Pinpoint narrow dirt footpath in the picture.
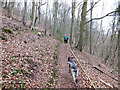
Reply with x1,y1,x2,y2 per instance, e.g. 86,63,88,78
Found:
56,43,92,88
56,43,74,88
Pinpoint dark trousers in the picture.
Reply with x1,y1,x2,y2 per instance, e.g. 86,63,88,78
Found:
64,39,68,43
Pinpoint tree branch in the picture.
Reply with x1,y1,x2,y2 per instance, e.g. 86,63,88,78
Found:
75,2,82,9
35,2,46,8
87,0,101,13
41,2,46,6
86,10,119,24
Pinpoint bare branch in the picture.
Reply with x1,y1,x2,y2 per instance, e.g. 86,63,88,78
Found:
75,2,82,9
35,2,46,7
87,0,101,13
86,10,119,24
41,2,46,6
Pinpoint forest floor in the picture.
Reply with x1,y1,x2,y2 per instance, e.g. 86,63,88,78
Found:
1,9,119,89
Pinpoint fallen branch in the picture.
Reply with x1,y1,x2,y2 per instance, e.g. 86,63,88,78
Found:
99,78,113,88
93,66,104,73
93,66,118,81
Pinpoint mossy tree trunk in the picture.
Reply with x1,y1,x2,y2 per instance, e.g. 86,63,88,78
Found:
78,0,88,52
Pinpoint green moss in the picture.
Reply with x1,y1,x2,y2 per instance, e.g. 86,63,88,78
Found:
104,55,109,63
2,28,13,34
0,35,7,40
12,70,18,75
3,74,8,78
21,83,25,88
10,85,14,89
48,43,59,87
34,31,38,35
30,29,38,35
40,53,45,56
51,68,57,78
49,78,54,84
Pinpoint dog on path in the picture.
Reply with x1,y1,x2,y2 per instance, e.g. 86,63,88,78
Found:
68,57,79,84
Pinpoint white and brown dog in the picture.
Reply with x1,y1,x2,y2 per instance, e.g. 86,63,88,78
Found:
68,57,79,84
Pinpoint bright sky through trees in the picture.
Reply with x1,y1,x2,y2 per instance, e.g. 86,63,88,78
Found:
11,0,119,33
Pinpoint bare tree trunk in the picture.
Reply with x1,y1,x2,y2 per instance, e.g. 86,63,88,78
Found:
31,0,35,27
38,0,41,23
11,1,14,18
4,0,7,9
104,14,117,63
7,1,11,18
0,0,2,82
62,7,66,36
100,1,104,58
0,0,2,27
53,0,58,37
89,0,93,54
78,0,88,52
70,0,76,46
7,0,14,18
118,3,120,86
49,14,52,29
22,0,27,26
111,13,117,41
37,0,46,24
34,5,38,26
76,5,81,26
45,2,48,36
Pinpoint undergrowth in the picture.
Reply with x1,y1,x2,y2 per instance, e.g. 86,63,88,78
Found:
48,43,59,87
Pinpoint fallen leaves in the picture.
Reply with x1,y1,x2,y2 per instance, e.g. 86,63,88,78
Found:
2,29,59,88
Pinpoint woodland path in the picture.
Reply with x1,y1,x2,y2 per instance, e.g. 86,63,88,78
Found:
56,43,74,88
56,43,91,88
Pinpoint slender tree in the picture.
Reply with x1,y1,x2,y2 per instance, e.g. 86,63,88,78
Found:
7,1,11,18
45,2,48,36
89,0,93,54
38,0,42,23
118,2,120,82
11,0,14,17
22,0,27,26
31,0,35,27
4,0,8,9
70,0,76,46
0,0,2,27
53,0,58,37
7,0,14,18
37,0,46,23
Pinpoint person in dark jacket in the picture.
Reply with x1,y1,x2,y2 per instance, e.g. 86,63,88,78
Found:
64,35,68,43
68,57,79,84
